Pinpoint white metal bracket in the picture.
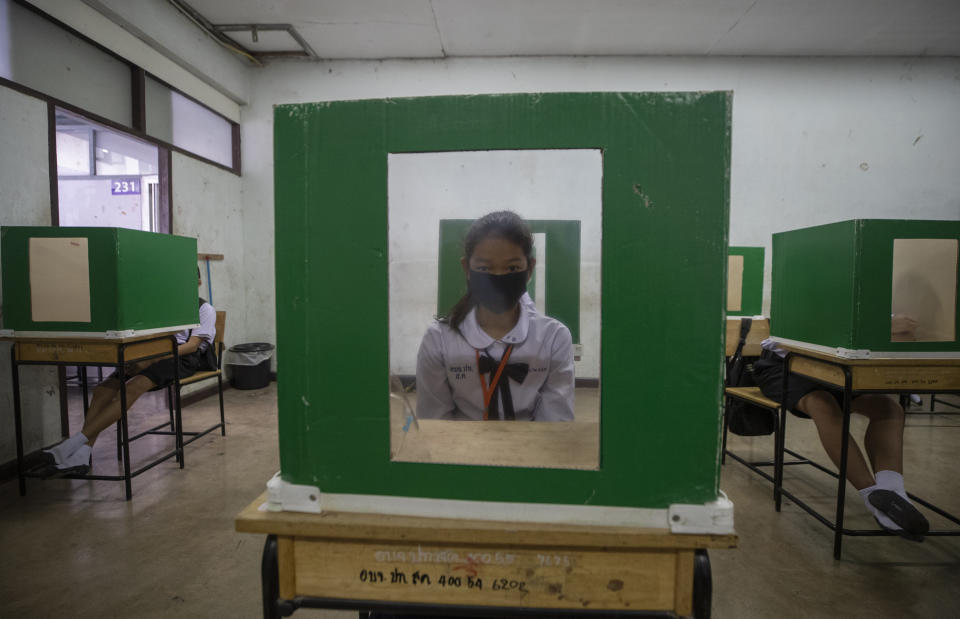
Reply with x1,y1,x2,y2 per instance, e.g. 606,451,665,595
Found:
266,471,322,513
668,491,735,534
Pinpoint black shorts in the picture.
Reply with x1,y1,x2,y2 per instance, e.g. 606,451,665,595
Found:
110,351,209,387
752,350,843,417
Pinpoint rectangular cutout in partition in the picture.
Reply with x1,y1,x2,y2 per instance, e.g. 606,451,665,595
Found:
891,238,958,342
727,254,744,312
29,237,91,323
387,149,600,471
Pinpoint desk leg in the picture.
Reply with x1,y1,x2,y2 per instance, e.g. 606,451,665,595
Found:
832,368,854,560
774,358,790,513
118,356,133,501
262,535,282,619
11,346,26,496
173,339,184,469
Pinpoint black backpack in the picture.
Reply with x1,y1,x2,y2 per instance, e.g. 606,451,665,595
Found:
725,318,776,436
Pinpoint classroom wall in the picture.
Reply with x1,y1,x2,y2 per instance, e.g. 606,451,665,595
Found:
171,152,246,391
0,85,62,460
242,55,960,363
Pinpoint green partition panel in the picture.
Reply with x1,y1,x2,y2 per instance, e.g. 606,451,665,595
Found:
274,92,731,508
1,226,197,333
438,219,581,342
727,246,764,317
771,219,960,353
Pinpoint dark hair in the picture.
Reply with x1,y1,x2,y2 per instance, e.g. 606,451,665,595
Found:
197,265,201,279
443,210,534,329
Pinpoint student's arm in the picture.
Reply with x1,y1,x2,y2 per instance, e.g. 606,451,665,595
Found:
178,335,204,356
534,325,575,422
415,325,456,419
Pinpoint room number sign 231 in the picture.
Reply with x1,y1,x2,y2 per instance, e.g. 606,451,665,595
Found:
111,178,140,195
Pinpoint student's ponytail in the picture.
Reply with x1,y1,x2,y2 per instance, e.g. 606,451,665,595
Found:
440,211,534,331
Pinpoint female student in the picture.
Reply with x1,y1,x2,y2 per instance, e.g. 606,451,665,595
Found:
416,211,575,422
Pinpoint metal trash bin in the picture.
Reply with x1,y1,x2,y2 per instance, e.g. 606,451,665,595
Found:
227,342,275,390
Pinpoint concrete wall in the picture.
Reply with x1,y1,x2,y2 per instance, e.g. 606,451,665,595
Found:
0,85,61,461
243,56,960,366
171,151,245,390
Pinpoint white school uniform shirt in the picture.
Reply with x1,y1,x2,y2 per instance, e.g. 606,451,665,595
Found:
175,301,216,351
416,303,575,422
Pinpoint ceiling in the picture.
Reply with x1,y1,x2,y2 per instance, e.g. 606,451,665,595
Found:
177,0,960,61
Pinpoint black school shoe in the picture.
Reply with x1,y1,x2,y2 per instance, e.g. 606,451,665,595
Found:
40,463,90,479
869,489,929,541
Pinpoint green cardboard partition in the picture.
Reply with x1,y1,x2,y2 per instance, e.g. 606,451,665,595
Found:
274,92,732,508
438,219,581,342
771,219,960,353
1,226,198,333
727,246,764,317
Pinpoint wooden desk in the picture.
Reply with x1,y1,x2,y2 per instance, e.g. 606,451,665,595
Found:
776,344,960,559
237,492,736,618
4,330,185,500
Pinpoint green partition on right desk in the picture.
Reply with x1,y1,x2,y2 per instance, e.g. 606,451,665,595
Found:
771,219,960,354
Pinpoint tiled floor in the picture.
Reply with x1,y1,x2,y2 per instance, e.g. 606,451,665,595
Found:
1,385,958,618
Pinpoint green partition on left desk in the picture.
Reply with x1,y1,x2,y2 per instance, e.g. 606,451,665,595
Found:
1,226,197,333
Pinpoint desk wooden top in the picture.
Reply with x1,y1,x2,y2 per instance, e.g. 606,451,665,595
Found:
5,329,183,364
779,343,960,390
236,492,737,550
777,343,960,366
392,419,599,471
1,328,184,344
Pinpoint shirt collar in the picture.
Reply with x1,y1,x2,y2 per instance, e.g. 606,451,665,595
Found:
461,303,531,350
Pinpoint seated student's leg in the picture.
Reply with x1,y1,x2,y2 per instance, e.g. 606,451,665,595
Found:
42,360,158,466
851,395,927,539
795,390,875,490
852,394,904,474
44,373,158,475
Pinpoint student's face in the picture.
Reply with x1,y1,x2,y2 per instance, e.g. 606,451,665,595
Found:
462,237,535,279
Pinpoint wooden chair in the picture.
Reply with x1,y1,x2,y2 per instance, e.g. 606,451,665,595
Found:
119,311,227,463
720,317,782,484
170,310,227,451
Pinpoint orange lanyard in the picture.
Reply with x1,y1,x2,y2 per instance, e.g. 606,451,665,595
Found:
475,346,513,420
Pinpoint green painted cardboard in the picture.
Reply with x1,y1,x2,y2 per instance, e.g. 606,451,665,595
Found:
727,247,765,317
438,219,581,342
1,226,198,333
274,92,732,508
771,219,960,353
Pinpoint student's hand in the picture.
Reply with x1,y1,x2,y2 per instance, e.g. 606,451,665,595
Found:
891,314,919,341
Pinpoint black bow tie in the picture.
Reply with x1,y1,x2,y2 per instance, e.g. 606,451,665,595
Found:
477,353,529,420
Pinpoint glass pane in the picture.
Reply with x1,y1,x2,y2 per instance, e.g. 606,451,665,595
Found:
56,129,91,176
145,76,233,168
388,149,602,470
891,238,958,342
56,108,159,231
4,0,131,126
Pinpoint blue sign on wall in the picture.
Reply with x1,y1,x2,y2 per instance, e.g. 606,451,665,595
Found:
111,178,140,195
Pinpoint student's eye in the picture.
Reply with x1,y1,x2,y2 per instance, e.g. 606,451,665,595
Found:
508,265,522,272
474,266,489,272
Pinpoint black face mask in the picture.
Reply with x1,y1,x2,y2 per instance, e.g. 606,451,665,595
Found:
468,270,528,314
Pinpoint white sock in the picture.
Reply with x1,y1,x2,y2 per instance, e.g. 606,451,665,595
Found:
875,470,908,499
859,485,901,530
44,432,89,464
57,444,92,469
